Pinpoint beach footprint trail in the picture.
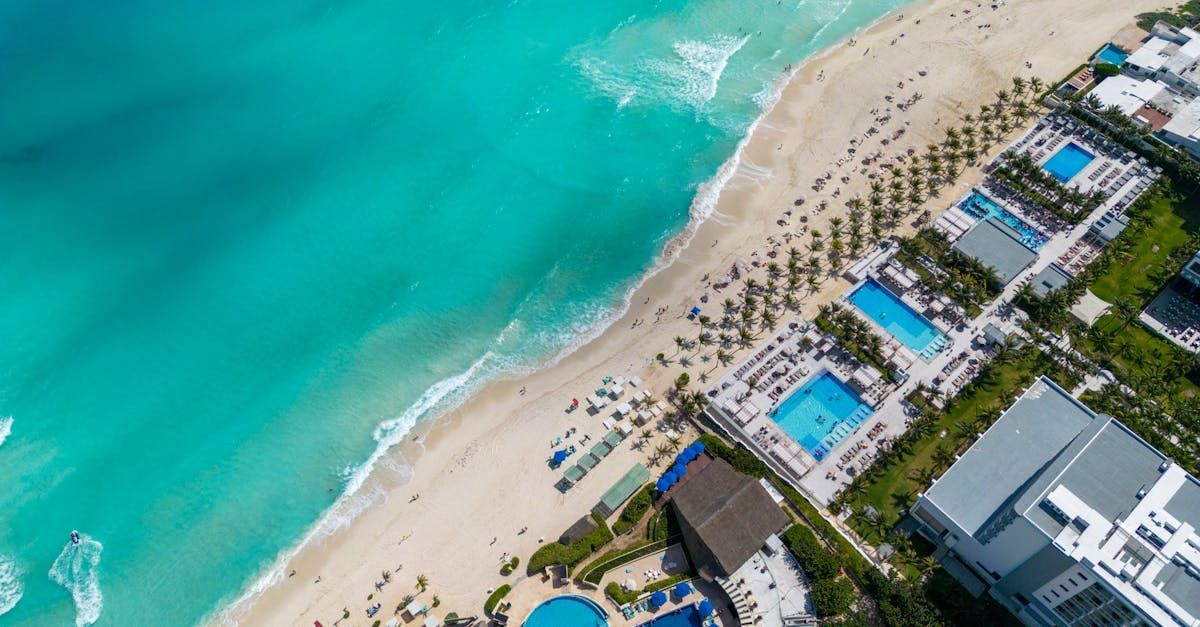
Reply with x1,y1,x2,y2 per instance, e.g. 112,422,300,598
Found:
48,534,103,627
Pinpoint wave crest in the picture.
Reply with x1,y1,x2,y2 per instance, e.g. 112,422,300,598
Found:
0,555,22,617
0,417,12,448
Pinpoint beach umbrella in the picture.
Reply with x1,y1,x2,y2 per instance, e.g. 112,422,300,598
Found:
673,582,691,598
656,477,671,493
690,441,705,455
664,470,679,485
552,450,568,465
650,591,668,607
699,600,714,616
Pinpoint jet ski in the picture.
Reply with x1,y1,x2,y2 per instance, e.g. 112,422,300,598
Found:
70,531,80,545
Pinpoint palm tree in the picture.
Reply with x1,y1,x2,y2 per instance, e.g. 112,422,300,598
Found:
416,574,429,592
1011,76,1026,96
382,570,392,584
666,435,682,452
640,429,654,443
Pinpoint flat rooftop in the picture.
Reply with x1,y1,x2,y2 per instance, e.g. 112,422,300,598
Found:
952,219,1038,286
923,377,1096,535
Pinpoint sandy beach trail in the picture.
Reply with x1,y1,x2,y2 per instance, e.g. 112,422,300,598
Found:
224,0,1162,624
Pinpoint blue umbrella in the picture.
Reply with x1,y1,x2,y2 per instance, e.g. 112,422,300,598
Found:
699,599,714,616
552,450,568,465
650,591,668,607
673,582,691,598
681,448,697,463
692,441,705,454
656,477,670,493
664,470,679,484
672,461,687,474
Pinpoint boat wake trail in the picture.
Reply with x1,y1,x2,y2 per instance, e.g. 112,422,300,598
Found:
48,534,103,626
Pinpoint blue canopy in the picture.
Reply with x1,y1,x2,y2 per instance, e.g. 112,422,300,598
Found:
656,477,671,493
689,441,705,455
664,470,679,484
673,582,691,598
698,599,714,616
690,306,701,315
672,462,687,475
680,448,697,463
552,450,568,464
650,590,668,607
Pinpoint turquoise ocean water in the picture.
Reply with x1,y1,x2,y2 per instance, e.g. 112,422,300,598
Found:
0,0,906,624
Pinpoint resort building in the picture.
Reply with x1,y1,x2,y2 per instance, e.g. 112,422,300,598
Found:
1181,250,1200,287
908,377,1200,626
1089,75,1169,116
1125,23,1200,98
951,219,1038,287
1027,263,1072,299
1161,98,1200,159
670,457,789,581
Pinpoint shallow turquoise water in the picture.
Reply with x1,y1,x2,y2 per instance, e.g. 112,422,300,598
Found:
524,595,607,627
771,372,872,458
849,279,943,352
0,0,907,624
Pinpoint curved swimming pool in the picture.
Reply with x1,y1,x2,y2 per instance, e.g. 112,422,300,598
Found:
524,594,609,627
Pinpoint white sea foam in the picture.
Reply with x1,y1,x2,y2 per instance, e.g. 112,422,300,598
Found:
48,534,103,627
0,555,22,618
220,9,887,624
0,417,11,448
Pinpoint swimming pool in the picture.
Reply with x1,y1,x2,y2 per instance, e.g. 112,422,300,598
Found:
958,190,1048,250
770,372,873,460
638,604,704,627
848,280,945,359
1043,142,1095,184
1096,43,1129,66
524,595,609,627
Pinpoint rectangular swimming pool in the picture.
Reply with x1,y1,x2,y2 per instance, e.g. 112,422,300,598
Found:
958,190,1047,250
848,279,945,359
770,372,872,460
1043,142,1095,183
1096,43,1129,66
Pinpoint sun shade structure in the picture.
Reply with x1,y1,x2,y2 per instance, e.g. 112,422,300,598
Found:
590,441,614,459
699,599,714,616
670,458,789,580
595,463,650,517
650,590,668,607
673,582,692,597
564,464,586,483
603,430,623,447
577,453,600,471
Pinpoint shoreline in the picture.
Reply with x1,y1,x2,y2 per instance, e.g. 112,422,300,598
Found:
222,0,1162,624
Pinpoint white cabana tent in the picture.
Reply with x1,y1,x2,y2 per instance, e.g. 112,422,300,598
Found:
630,376,643,387
618,422,634,437
616,402,632,416
611,383,625,397
423,616,439,627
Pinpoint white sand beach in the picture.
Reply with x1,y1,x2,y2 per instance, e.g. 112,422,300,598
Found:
224,0,1164,624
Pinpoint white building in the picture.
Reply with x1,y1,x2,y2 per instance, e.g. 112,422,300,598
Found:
1089,75,1168,116
1162,97,1200,159
1180,250,1200,287
909,377,1200,626
1126,22,1200,98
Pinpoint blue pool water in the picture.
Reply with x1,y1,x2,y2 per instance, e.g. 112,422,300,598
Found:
848,280,945,358
958,190,1048,250
1096,43,1129,66
525,595,608,627
771,372,873,460
639,604,704,627
1043,142,1095,184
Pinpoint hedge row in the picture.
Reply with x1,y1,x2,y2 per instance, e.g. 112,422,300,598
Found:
604,573,691,607
499,556,520,576
526,512,613,575
613,484,655,535
700,434,950,626
578,539,666,585
483,584,511,615
783,526,852,616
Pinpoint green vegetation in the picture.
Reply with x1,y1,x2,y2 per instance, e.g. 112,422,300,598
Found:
698,434,979,626
783,525,853,617
898,229,1000,312
484,584,511,615
605,573,691,606
613,484,655,535
815,304,896,381
990,151,1105,222
499,556,519,576
1137,1,1200,30
647,505,681,542
838,347,1079,541
1094,62,1120,78
526,512,613,575
577,539,669,585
